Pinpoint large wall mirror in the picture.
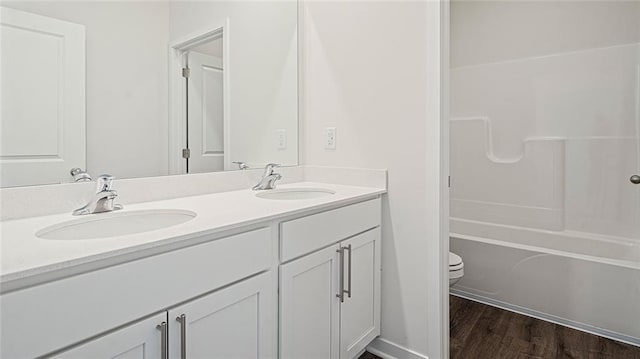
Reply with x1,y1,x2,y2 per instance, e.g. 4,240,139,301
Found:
0,1,298,188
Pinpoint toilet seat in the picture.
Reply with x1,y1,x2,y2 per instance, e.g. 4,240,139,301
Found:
449,268,464,279
449,252,463,271
449,251,464,286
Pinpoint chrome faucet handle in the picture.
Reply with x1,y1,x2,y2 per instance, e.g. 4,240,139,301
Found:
263,163,281,176
233,161,249,170
96,174,115,192
70,168,92,182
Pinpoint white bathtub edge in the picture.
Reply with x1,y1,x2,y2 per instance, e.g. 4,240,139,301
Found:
450,232,640,270
450,289,640,348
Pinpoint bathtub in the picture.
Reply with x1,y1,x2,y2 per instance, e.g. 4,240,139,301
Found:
450,218,640,346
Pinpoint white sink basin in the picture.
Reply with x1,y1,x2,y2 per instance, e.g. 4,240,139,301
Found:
255,188,336,200
36,209,197,240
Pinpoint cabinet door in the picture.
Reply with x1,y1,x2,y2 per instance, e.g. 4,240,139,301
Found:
280,244,341,359
340,228,381,359
168,272,274,359
53,313,166,359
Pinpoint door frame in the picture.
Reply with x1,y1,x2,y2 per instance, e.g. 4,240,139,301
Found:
168,20,231,175
440,1,450,357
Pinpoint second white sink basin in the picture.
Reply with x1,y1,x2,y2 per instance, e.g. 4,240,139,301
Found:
36,209,197,240
255,188,336,200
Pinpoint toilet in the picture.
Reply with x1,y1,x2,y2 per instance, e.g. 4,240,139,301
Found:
449,252,464,286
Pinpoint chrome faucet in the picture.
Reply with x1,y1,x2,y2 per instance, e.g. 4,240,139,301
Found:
73,174,123,215
252,163,282,190
233,161,249,170
70,168,92,182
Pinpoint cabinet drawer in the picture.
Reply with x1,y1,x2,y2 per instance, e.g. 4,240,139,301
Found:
280,198,381,262
0,227,271,359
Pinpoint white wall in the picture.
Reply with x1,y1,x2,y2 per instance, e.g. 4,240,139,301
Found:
301,2,447,358
451,1,640,240
451,0,640,68
169,1,298,169
2,1,170,179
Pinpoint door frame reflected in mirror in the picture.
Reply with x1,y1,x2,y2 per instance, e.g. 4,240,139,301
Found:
168,20,230,175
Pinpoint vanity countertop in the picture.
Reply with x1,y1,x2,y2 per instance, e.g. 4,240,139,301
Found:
0,182,384,291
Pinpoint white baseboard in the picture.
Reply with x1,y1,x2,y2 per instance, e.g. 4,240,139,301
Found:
366,338,429,359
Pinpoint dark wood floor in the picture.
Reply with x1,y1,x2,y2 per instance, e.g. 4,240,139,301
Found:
358,296,640,358
450,295,640,359
359,352,382,359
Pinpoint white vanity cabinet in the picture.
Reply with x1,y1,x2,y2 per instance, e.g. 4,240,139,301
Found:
168,272,273,359
53,313,167,359
279,199,382,359
339,229,381,359
52,272,273,359
1,194,383,359
0,228,272,358
54,272,274,359
280,243,342,359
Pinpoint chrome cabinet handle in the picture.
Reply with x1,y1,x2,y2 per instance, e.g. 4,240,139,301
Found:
176,314,187,359
345,244,352,298
156,321,168,359
631,175,640,184
336,247,345,303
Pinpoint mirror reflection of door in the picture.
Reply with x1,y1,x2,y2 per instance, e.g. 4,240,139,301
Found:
0,7,86,187
185,36,225,174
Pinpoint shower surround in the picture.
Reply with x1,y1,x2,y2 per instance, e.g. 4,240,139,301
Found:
450,1,640,345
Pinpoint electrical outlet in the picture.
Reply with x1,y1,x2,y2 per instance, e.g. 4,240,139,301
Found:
276,129,287,149
325,127,336,150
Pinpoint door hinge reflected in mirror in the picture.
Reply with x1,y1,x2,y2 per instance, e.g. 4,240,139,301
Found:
182,67,190,78
182,148,191,159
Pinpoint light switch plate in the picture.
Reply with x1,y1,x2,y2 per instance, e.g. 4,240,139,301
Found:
276,129,287,149
325,127,336,150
